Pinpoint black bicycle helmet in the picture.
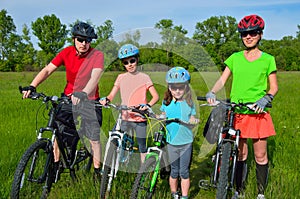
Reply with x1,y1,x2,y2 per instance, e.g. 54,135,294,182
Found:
238,14,265,33
71,22,98,39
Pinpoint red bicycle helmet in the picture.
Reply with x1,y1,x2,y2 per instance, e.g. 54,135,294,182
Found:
238,15,265,33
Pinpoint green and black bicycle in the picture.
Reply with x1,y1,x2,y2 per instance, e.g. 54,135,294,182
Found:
130,112,196,199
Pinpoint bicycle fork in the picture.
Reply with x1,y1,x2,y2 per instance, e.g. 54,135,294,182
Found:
145,147,163,192
228,129,240,190
102,131,124,192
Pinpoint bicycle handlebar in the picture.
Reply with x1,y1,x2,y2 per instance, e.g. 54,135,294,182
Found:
100,103,156,119
19,86,71,105
164,118,197,128
197,96,272,109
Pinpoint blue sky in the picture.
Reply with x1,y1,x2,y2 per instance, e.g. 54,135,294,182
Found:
1,0,300,44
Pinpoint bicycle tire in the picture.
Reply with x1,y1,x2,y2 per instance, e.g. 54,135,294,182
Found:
100,139,118,199
11,139,54,199
130,156,158,199
216,142,232,199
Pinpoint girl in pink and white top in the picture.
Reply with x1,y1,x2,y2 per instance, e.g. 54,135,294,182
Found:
100,44,159,162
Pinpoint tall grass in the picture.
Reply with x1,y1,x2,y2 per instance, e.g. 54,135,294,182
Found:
0,71,299,199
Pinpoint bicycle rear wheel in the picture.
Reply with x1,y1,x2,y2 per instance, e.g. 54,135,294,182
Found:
216,142,232,199
11,139,54,199
100,139,118,199
130,156,158,199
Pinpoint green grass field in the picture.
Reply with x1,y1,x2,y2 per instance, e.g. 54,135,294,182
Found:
0,71,299,199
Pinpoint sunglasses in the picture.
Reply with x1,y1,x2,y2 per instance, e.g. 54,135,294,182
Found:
76,37,92,43
122,58,137,66
169,84,186,91
241,31,260,38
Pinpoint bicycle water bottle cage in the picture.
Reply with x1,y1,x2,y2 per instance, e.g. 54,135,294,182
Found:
123,135,134,151
153,131,164,146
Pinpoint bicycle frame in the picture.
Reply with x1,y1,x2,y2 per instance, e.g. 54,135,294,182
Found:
12,89,95,199
130,117,194,199
20,90,91,177
211,108,241,189
101,104,136,196
197,97,271,198
144,145,164,192
102,111,128,179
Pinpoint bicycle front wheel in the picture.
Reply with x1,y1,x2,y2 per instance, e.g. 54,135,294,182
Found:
100,139,118,199
11,139,54,199
216,142,232,199
130,157,158,199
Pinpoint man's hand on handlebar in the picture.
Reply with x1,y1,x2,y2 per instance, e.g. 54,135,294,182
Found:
72,92,88,105
20,85,36,99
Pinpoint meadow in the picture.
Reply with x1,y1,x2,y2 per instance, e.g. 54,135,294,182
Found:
0,71,299,199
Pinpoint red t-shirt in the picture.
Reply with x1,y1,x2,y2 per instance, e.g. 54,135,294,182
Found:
51,46,104,100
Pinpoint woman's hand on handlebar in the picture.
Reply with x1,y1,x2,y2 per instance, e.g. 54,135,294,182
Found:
206,91,216,105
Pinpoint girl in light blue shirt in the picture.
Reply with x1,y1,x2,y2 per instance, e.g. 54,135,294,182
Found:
160,67,199,199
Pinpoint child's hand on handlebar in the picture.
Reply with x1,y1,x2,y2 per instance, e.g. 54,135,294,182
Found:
99,97,110,106
189,116,200,124
138,104,151,111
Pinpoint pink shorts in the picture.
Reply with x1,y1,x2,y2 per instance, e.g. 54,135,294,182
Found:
234,112,276,139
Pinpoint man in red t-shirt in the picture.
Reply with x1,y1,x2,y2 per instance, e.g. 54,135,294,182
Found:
22,22,104,179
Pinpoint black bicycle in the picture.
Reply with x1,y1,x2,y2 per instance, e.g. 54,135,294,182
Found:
11,87,93,199
197,96,271,199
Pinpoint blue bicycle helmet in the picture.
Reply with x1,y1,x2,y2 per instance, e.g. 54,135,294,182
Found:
166,67,191,84
118,44,139,59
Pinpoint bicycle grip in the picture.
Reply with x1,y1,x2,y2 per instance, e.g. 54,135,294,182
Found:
197,96,207,101
266,103,272,108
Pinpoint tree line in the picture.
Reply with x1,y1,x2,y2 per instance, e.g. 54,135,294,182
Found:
1,9,300,72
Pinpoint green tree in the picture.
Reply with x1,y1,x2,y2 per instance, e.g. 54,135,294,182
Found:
31,14,68,65
0,9,19,71
193,16,240,69
297,25,300,40
96,39,119,70
155,19,189,67
14,24,36,71
96,20,114,43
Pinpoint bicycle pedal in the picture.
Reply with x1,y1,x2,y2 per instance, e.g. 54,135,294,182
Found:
198,179,210,190
132,147,138,151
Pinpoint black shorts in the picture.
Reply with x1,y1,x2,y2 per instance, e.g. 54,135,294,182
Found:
56,101,102,141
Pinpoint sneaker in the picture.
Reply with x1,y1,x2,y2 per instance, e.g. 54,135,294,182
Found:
171,192,180,199
257,194,265,199
231,191,239,199
231,191,245,199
